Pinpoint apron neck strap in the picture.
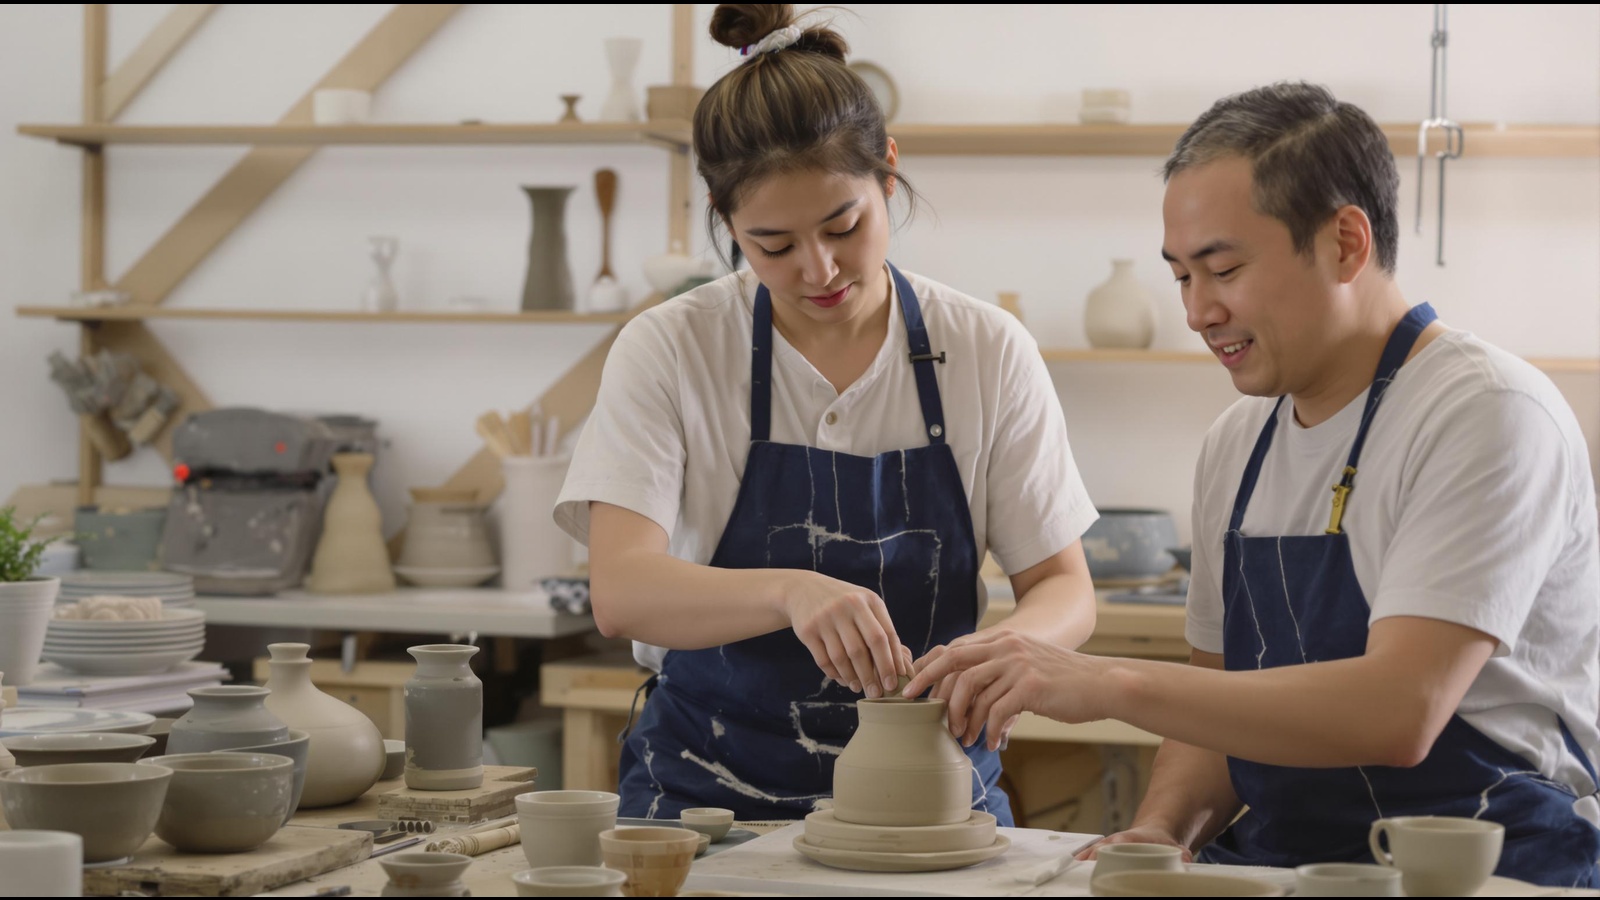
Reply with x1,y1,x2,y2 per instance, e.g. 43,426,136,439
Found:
1228,302,1439,533
750,263,948,445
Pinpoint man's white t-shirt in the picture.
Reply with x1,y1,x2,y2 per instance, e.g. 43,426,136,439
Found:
1187,328,1600,814
556,268,1098,671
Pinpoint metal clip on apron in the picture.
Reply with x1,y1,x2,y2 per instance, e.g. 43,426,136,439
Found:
1200,303,1600,888
613,264,1010,824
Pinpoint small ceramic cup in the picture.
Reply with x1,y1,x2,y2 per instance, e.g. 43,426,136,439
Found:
0,830,82,897
517,790,619,869
1295,862,1403,897
1090,842,1185,884
512,866,627,897
679,807,734,842
1369,815,1504,897
597,827,698,898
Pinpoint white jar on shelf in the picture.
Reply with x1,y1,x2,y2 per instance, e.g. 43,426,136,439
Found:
1084,259,1155,349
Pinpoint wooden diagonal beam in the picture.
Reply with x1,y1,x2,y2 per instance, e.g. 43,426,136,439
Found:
114,4,462,306
100,4,217,121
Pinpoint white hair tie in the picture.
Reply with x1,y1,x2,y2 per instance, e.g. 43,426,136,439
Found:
741,25,803,58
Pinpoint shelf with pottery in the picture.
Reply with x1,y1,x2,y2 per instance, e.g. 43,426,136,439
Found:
15,121,693,149
15,301,663,325
887,122,1600,158
191,587,593,640
1033,346,1600,374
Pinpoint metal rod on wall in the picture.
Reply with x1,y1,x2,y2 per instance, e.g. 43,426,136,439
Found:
1416,3,1464,267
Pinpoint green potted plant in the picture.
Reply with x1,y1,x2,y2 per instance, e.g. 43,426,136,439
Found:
0,506,62,686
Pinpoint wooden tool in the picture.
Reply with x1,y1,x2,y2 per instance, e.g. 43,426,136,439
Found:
474,411,515,459
507,409,533,456
594,168,618,282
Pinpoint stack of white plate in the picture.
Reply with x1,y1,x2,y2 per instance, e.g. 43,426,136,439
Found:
41,608,206,676
58,571,196,608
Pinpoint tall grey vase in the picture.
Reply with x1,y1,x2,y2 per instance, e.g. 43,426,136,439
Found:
403,643,484,791
520,186,576,311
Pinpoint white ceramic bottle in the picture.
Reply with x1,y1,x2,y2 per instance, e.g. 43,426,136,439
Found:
1084,259,1156,349
261,642,385,808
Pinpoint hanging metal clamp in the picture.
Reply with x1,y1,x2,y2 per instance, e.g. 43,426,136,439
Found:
909,351,947,364
1416,4,1465,267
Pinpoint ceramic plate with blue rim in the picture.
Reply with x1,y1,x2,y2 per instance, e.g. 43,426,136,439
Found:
0,708,155,738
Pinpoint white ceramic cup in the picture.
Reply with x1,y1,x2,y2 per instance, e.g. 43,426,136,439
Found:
512,866,626,897
516,790,619,869
1368,815,1504,897
312,88,372,125
0,830,83,897
1091,842,1186,883
1295,862,1403,897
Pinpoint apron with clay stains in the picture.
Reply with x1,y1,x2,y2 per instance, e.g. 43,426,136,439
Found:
1198,303,1600,888
614,263,1010,823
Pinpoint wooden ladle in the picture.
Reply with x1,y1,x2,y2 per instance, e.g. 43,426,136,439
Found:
594,168,618,282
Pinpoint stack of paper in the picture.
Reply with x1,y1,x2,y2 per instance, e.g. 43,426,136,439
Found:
15,661,229,714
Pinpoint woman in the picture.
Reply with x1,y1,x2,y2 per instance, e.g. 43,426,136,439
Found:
554,4,1098,823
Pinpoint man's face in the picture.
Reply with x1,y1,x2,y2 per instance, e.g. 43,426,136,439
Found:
1162,156,1342,399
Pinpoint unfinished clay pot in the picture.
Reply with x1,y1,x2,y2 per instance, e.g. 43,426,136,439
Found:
832,698,971,827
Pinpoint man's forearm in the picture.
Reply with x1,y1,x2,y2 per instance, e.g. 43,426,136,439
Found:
1128,737,1242,852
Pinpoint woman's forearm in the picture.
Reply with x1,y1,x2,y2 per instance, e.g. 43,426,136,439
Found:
992,572,1097,649
589,545,796,649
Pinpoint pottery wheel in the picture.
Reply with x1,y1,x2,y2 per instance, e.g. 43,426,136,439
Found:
792,833,1010,873
802,809,996,854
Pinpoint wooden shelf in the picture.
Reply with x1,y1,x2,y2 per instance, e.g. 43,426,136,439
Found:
15,305,646,325
15,121,693,149
887,123,1599,158
1041,347,1600,375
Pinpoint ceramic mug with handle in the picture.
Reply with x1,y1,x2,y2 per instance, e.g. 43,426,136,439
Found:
1368,815,1503,896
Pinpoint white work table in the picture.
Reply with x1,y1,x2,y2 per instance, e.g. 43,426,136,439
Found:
192,587,594,639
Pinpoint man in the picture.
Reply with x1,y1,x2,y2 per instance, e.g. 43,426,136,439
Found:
903,82,1600,887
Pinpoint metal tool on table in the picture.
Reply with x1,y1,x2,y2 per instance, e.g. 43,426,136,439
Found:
1416,3,1464,267
1016,834,1106,887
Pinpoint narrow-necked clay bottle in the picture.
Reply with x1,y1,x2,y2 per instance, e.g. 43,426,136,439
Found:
404,644,483,790
261,642,385,808
832,697,973,826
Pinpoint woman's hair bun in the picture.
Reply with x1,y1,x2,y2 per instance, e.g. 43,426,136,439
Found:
709,4,848,63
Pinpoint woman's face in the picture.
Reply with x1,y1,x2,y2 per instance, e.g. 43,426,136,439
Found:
724,144,898,330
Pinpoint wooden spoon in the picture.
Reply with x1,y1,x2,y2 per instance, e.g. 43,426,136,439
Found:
594,168,618,282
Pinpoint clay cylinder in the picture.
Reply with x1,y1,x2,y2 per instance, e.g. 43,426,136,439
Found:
832,698,972,827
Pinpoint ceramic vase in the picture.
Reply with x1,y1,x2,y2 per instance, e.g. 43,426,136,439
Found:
520,187,576,311
260,643,385,808
404,644,484,791
0,577,58,686
306,453,395,594
832,698,972,827
599,38,642,123
168,686,289,754
1084,259,1156,349
362,236,399,313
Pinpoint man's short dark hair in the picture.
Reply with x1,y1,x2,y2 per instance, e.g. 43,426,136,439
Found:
1164,82,1400,274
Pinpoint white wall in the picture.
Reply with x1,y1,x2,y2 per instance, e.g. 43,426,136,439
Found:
3,4,1597,544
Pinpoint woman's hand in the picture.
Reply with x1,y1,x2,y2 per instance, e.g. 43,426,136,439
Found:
903,629,1114,750
779,571,910,698
1081,826,1194,862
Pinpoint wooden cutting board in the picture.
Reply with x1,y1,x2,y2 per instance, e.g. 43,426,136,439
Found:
375,765,537,823
82,825,371,897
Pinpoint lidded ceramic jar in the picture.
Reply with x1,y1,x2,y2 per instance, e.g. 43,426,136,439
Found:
168,686,288,755
261,642,385,807
832,698,972,827
404,644,483,791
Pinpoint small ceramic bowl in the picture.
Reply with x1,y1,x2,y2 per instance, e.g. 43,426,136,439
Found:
139,752,293,853
679,807,733,842
2,732,155,766
217,729,310,826
513,866,627,897
0,761,172,862
598,827,698,898
379,851,472,893
382,739,406,780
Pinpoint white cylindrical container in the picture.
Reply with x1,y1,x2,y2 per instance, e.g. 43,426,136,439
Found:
498,456,575,590
0,830,83,897
516,790,619,869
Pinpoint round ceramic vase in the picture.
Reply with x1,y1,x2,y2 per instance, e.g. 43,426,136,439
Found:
1084,259,1155,349
404,645,483,791
832,698,972,827
167,686,288,755
261,643,385,807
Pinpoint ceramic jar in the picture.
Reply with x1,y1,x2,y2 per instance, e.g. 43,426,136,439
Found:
520,186,576,312
260,643,385,808
832,698,972,827
379,851,473,898
1084,259,1155,349
306,453,395,595
168,686,288,755
400,500,496,570
404,644,483,790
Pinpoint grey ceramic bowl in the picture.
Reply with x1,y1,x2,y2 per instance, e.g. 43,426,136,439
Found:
217,729,310,825
139,752,293,853
0,761,172,862
1080,509,1181,580
2,732,156,766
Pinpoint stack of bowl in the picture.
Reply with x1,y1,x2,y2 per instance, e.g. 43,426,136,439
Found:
0,576,58,685
41,608,205,676
57,571,195,609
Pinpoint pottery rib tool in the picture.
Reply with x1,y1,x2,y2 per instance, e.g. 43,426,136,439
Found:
1018,834,1105,886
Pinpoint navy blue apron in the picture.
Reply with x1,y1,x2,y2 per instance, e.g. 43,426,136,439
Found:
1199,303,1600,888
614,263,1010,824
